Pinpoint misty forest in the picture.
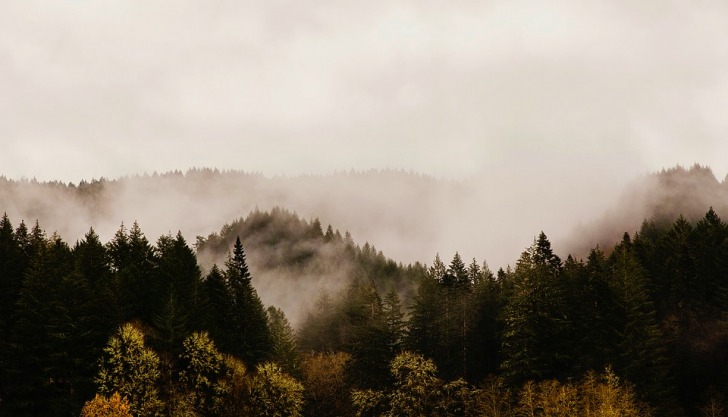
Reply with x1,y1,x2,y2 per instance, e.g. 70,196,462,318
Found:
2,166,728,417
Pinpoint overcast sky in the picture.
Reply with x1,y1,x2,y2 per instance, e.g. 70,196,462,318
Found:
1,0,727,183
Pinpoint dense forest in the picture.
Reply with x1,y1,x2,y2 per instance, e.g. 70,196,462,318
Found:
1,201,728,416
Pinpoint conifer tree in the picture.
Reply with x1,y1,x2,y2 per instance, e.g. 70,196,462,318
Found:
0,214,24,405
500,233,569,385
609,233,675,410
345,281,391,388
108,222,157,322
468,258,504,381
4,234,80,415
267,306,301,377
406,262,443,366
382,289,406,353
225,237,272,366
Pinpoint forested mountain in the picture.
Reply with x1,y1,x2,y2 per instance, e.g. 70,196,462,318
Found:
564,164,728,257
195,207,426,326
3,166,728,416
0,169,451,267
2,165,728,271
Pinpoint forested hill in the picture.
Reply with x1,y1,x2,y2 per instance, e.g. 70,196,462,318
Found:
564,164,728,257
195,207,427,325
0,169,450,266
3,165,728,270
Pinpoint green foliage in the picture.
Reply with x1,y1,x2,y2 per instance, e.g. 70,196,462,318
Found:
500,233,570,385
249,362,305,417
352,351,442,417
178,331,225,415
96,323,164,417
267,306,302,377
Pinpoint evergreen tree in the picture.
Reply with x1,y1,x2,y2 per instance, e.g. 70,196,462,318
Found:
108,222,157,322
500,233,569,385
564,248,619,375
468,259,504,381
382,289,406,353
225,237,272,366
297,290,342,352
609,233,676,411
406,265,443,366
345,281,392,388
203,264,230,347
267,306,301,377
0,214,24,407
4,234,84,415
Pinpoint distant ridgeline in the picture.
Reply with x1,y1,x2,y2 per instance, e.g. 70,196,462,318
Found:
195,206,424,298
564,163,728,257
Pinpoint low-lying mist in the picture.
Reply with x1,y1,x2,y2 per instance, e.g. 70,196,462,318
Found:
1,164,725,323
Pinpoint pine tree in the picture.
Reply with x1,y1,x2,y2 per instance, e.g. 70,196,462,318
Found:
406,265,443,366
500,233,569,385
345,281,392,388
267,306,301,377
203,265,230,348
468,258,504,381
225,237,272,366
4,234,82,415
109,222,157,322
0,214,24,406
382,289,406,353
609,233,675,411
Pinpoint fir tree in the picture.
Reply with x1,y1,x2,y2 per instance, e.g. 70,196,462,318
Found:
500,233,569,385
610,233,676,411
225,237,272,366
267,306,301,378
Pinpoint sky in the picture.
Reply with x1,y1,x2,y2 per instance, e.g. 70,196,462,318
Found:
1,0,727,184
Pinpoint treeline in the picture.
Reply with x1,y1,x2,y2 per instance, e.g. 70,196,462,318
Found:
1,207,728,415
0,213,300,415
295,208,728,416
195,207,426,301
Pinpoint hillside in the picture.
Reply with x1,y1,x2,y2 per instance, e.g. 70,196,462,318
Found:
563,164,728,258
195,207,426,326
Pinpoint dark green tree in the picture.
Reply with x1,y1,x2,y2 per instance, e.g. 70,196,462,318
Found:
225,237,272,366
382,289,406,354
500,233,569,385
609,233,676,412
4,234,89,415
345,281,392,388
267,306,301,377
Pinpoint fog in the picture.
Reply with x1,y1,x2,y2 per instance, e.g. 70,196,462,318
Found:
2,1,728,315
2,0,727,181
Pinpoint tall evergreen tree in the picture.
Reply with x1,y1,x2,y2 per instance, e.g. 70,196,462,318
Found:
345,281,391,388
609,233,676,412
382,289,406,354
500,233,569,385
108,222,157,322
203,264,230,347
267,306,301,378
0,214,24,406
5,234,88,415
225,237,272,366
